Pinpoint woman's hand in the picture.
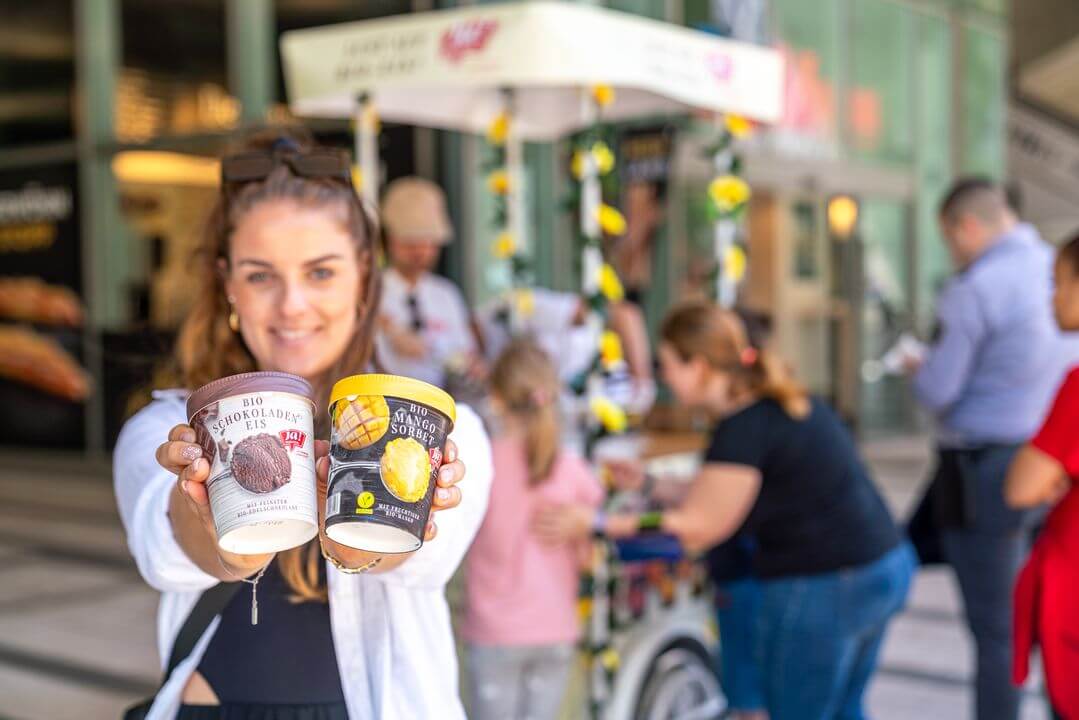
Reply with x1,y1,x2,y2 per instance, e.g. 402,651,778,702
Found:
378,316,427,359
532,504,596,545
604,459,646,492
157,423,272,578
315,438,466,572
1005,444,1071,509
533,505,639,544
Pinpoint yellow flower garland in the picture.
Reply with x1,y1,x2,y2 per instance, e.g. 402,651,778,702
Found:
596,204,627,236
724,114,753,138
486,169,510,196
592,84,615,108
591,142,615,175
515,288,535,317
599,330,624,369
591,396,628,434
571,151,587,181
571,142,616,180
708,175,751,214
487,111,509,146
724,245,748,282
492,232,516,259
597,263,624,302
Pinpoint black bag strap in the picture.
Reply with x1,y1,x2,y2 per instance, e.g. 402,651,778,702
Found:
162,582,243,680
122,582,244,720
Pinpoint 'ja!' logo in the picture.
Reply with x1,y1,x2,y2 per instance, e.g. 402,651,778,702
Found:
279,429,307,451
440,19,498,63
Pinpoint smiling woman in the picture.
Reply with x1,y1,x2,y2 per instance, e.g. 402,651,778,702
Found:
111,127,491,720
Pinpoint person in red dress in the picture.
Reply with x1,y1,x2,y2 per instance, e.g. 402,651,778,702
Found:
1006,233,1079,720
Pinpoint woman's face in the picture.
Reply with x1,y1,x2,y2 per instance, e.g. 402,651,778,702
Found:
659,342,732,411
224,199,363,380
1053,257,1079,332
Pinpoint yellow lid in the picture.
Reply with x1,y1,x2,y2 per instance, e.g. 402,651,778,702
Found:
329,373,456,425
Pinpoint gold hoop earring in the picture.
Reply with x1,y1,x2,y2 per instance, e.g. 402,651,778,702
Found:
226,295,240,333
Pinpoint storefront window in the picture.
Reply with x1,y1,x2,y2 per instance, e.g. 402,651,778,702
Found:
119,0,233,141
0,3,81,448
962,0,1006,16
849,0,915,165
606,0,666,20
960,23,1005,177
111,151,220,329
768,0,841,156
859,198,913,434
0,1,75,146
915,12,953,331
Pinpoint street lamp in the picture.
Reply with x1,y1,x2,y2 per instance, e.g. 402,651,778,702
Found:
827,194,860,239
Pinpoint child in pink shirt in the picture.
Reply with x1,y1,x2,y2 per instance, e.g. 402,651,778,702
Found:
462,341,604,720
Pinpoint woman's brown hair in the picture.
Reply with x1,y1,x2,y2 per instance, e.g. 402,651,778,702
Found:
175,126,381,601
489,341,561,486
660,301,810,419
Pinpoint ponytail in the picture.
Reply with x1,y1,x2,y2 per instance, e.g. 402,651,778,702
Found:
522,400,560,486
490,340,563,486
748,349,810,419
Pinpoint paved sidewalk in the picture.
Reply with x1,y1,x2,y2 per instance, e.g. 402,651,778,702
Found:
0,440,1053,719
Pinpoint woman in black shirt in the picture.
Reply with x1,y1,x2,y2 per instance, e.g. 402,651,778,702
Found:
536,301,914,720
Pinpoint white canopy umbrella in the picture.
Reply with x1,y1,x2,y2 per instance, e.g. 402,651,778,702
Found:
281,1,783,138
281,1,783,303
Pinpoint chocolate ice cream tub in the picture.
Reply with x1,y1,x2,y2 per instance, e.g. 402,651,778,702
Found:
326,374,456,553
187,371,318,554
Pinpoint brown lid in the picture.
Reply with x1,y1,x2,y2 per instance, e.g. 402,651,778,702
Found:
187,371,315,420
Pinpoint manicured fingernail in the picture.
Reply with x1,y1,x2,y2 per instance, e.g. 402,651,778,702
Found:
194,458,206,473
440,467,453,483
181,445,201,462
181,430,196,443
436,488,450,502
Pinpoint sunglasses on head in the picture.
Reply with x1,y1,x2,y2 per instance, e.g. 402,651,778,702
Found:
220,145,353,187
217,140,378,255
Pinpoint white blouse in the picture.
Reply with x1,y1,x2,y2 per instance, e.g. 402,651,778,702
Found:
113,390,493,720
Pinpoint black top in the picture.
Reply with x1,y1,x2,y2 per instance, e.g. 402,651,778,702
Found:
705,398,900,579
705,534,755,584
197,561,346,704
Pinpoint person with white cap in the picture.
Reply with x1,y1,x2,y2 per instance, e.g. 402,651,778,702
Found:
376,176,481,389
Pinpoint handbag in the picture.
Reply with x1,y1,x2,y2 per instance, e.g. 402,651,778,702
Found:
906,447,982,565
122,582,241,720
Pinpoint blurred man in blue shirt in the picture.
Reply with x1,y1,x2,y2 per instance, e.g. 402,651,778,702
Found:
909,178,1078,720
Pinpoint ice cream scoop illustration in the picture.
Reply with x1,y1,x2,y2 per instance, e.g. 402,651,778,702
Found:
380,437,431,503
231,432,292,493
